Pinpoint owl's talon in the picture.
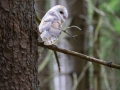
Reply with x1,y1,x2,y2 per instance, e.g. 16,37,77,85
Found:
44,46,48,50
52,44,57,48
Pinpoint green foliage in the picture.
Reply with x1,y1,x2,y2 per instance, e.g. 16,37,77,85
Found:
88,0,120,90
100,1,120,32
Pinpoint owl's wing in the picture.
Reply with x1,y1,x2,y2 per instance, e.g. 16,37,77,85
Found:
38,16,52,33
49,19,61,37
39,16,62,45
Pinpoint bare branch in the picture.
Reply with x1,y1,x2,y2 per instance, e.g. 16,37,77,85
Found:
35,9,46,14
38,42,120,70
62,26,81,42
63,25,81,32
53,51,60,72
62,30,77,42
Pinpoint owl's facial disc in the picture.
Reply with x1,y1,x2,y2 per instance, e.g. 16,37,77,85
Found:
58,8,68,23
49,5,68,23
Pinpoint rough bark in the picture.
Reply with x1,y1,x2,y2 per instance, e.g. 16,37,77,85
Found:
0,0,38,90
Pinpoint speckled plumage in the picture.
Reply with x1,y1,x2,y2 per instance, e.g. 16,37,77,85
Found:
39,5,68,45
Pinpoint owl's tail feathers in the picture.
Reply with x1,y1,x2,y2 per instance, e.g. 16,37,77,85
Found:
40,31,58,45
44,37,58,45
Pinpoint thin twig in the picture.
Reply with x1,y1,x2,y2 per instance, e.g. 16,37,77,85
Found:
53,51,61,72
72,62,91,90
35,9,46,14
62,30,77,42
38,50,52,73
62,26,81,42
38,42,120,70
63,26,81,32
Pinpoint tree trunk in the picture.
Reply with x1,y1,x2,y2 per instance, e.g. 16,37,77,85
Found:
64,0,89,90
92,1,101,90
51,0,89,90
0,0,38,89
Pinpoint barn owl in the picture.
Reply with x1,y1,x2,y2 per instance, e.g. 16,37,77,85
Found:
39,5,68,45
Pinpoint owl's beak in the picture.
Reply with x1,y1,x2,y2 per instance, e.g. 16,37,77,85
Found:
63,16,67,20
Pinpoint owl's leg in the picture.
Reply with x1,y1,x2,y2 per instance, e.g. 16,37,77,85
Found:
43,41,49,50
51,44,57,48
44,46,48,50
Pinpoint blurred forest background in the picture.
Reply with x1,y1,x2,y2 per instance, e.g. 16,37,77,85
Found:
35,0,120,90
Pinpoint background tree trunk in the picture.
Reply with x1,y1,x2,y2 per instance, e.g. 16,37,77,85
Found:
92,1,101,90
0,0,38,89
64,0,89,90
51,0,89,90
34,0,46,18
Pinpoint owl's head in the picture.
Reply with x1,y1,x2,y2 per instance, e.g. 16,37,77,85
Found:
49,5,68,23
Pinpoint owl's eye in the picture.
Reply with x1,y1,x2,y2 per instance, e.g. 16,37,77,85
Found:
60,11,63,14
